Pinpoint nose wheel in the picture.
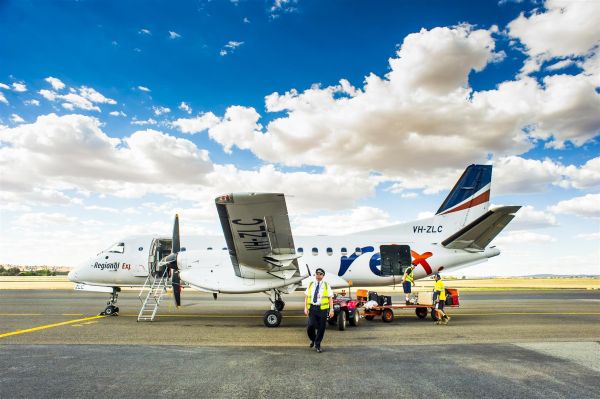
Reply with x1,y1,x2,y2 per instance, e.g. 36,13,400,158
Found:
100,288,121,316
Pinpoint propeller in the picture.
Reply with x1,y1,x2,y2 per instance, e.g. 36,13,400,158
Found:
159,214,182,307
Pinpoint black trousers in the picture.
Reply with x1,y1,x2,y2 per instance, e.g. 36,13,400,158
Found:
307,306,328,347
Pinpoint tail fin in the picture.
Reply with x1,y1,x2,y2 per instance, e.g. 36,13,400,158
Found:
436,164,492,216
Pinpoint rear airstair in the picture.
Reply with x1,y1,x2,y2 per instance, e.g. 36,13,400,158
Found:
137,267,169,321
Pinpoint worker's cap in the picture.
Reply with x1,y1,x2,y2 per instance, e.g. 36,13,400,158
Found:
315,268,325,275
434,273,441,279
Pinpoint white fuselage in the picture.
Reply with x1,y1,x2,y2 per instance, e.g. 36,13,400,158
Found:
68,232,500,293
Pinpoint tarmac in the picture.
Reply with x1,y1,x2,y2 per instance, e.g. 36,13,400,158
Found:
1,288,599,398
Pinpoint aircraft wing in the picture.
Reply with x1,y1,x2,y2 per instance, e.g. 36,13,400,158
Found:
215,193,301,278
441,205,521,251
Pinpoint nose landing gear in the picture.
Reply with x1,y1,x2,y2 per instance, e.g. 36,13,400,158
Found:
101,287,121,316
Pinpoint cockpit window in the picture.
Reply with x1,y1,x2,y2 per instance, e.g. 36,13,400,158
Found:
104,242,125,253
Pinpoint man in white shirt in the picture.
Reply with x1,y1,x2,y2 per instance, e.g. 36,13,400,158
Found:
304,267,334,353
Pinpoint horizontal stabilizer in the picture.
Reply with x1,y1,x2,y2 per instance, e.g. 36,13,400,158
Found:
442,206,521,251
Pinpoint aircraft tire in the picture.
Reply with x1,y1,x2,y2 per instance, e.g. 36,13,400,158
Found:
416,307,428,319
104,306,115,316
382,308,394,323
263,310,282,328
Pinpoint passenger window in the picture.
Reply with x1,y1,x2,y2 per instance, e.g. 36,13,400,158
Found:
312,247,318,256
341,247,347,256
355,247,362,255
326,247,333,256
207,247,213,250
297,247,304,255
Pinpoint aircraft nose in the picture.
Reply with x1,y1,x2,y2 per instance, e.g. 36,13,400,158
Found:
68,268,78,282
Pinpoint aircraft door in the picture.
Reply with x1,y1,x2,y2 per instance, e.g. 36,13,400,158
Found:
148,238,173,276
379,245,411,277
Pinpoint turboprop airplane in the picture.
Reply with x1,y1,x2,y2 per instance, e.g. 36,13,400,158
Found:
68,164,521,327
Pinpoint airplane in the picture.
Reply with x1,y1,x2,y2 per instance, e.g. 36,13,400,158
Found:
68,164,521,327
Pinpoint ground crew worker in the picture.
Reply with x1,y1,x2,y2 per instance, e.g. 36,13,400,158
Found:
304,268,334,353
433,273,450,325
402,264,416,305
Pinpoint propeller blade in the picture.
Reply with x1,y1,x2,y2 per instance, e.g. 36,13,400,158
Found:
172,214,180,254
172,270,181,307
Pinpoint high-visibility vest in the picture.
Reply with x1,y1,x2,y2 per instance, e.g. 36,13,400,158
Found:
434,280,446,301
306,281,330,310
405,268,414,283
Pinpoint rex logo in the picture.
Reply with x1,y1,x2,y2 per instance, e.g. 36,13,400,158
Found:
337,247,433,276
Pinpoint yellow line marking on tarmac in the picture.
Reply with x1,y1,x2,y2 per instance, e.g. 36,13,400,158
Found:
0,315,105,339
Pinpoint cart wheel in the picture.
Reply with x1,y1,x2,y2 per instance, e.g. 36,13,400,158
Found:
263,310,282,328
431,308,439,321
382,308,394,323
349,309,360,327
364,315,375,321
337,310,347,331
415,307,428,320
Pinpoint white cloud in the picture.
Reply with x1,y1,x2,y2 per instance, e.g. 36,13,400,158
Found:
168,31,181,39
508,0,600,74
549,193,600,219
576,232,600,240
0,83,9,90
137,86,151,92
545,59,575,71
172,112,220,133
24,99,40,106
292,207,392,236
220,41,244,56
12,82,27,92
152,106,171,116
109,111,127,117
243,17,250,24
45,77,66,90
139,28,151,35
179,101,192,114
508,205,557,229
0,113,214,202
207,106,261,153
37,85,116,112
10,114,25,124
131,118,157,126
493,230,556,245
0,92,7,105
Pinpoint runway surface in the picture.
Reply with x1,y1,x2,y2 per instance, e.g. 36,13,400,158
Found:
1,289,599,398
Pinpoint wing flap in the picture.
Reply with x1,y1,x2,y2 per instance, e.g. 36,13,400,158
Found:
442,205,521,250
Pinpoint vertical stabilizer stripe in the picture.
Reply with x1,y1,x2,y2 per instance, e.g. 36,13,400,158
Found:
440,190,490,215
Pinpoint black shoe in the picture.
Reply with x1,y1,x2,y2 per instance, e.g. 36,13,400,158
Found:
405,300,410,305
309,341,314,348
316,347,322,353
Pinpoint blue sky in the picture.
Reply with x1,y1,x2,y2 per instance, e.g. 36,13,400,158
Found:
0,0,598,276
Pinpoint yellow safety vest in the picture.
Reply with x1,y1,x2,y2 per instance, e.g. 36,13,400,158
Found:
434,280,446,301
405,268,414,283
307,281,330,310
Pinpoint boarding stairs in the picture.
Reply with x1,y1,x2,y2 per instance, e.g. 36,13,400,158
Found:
137,267,169,321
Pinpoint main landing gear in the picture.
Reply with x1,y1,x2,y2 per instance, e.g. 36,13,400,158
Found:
263,289,285,328
101,287,121,316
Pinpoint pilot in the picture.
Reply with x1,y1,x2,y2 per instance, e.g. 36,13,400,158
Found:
304,267,334,353
402,264,416,305
433,273,450,325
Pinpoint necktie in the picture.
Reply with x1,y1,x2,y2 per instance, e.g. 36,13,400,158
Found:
313,282,320,304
